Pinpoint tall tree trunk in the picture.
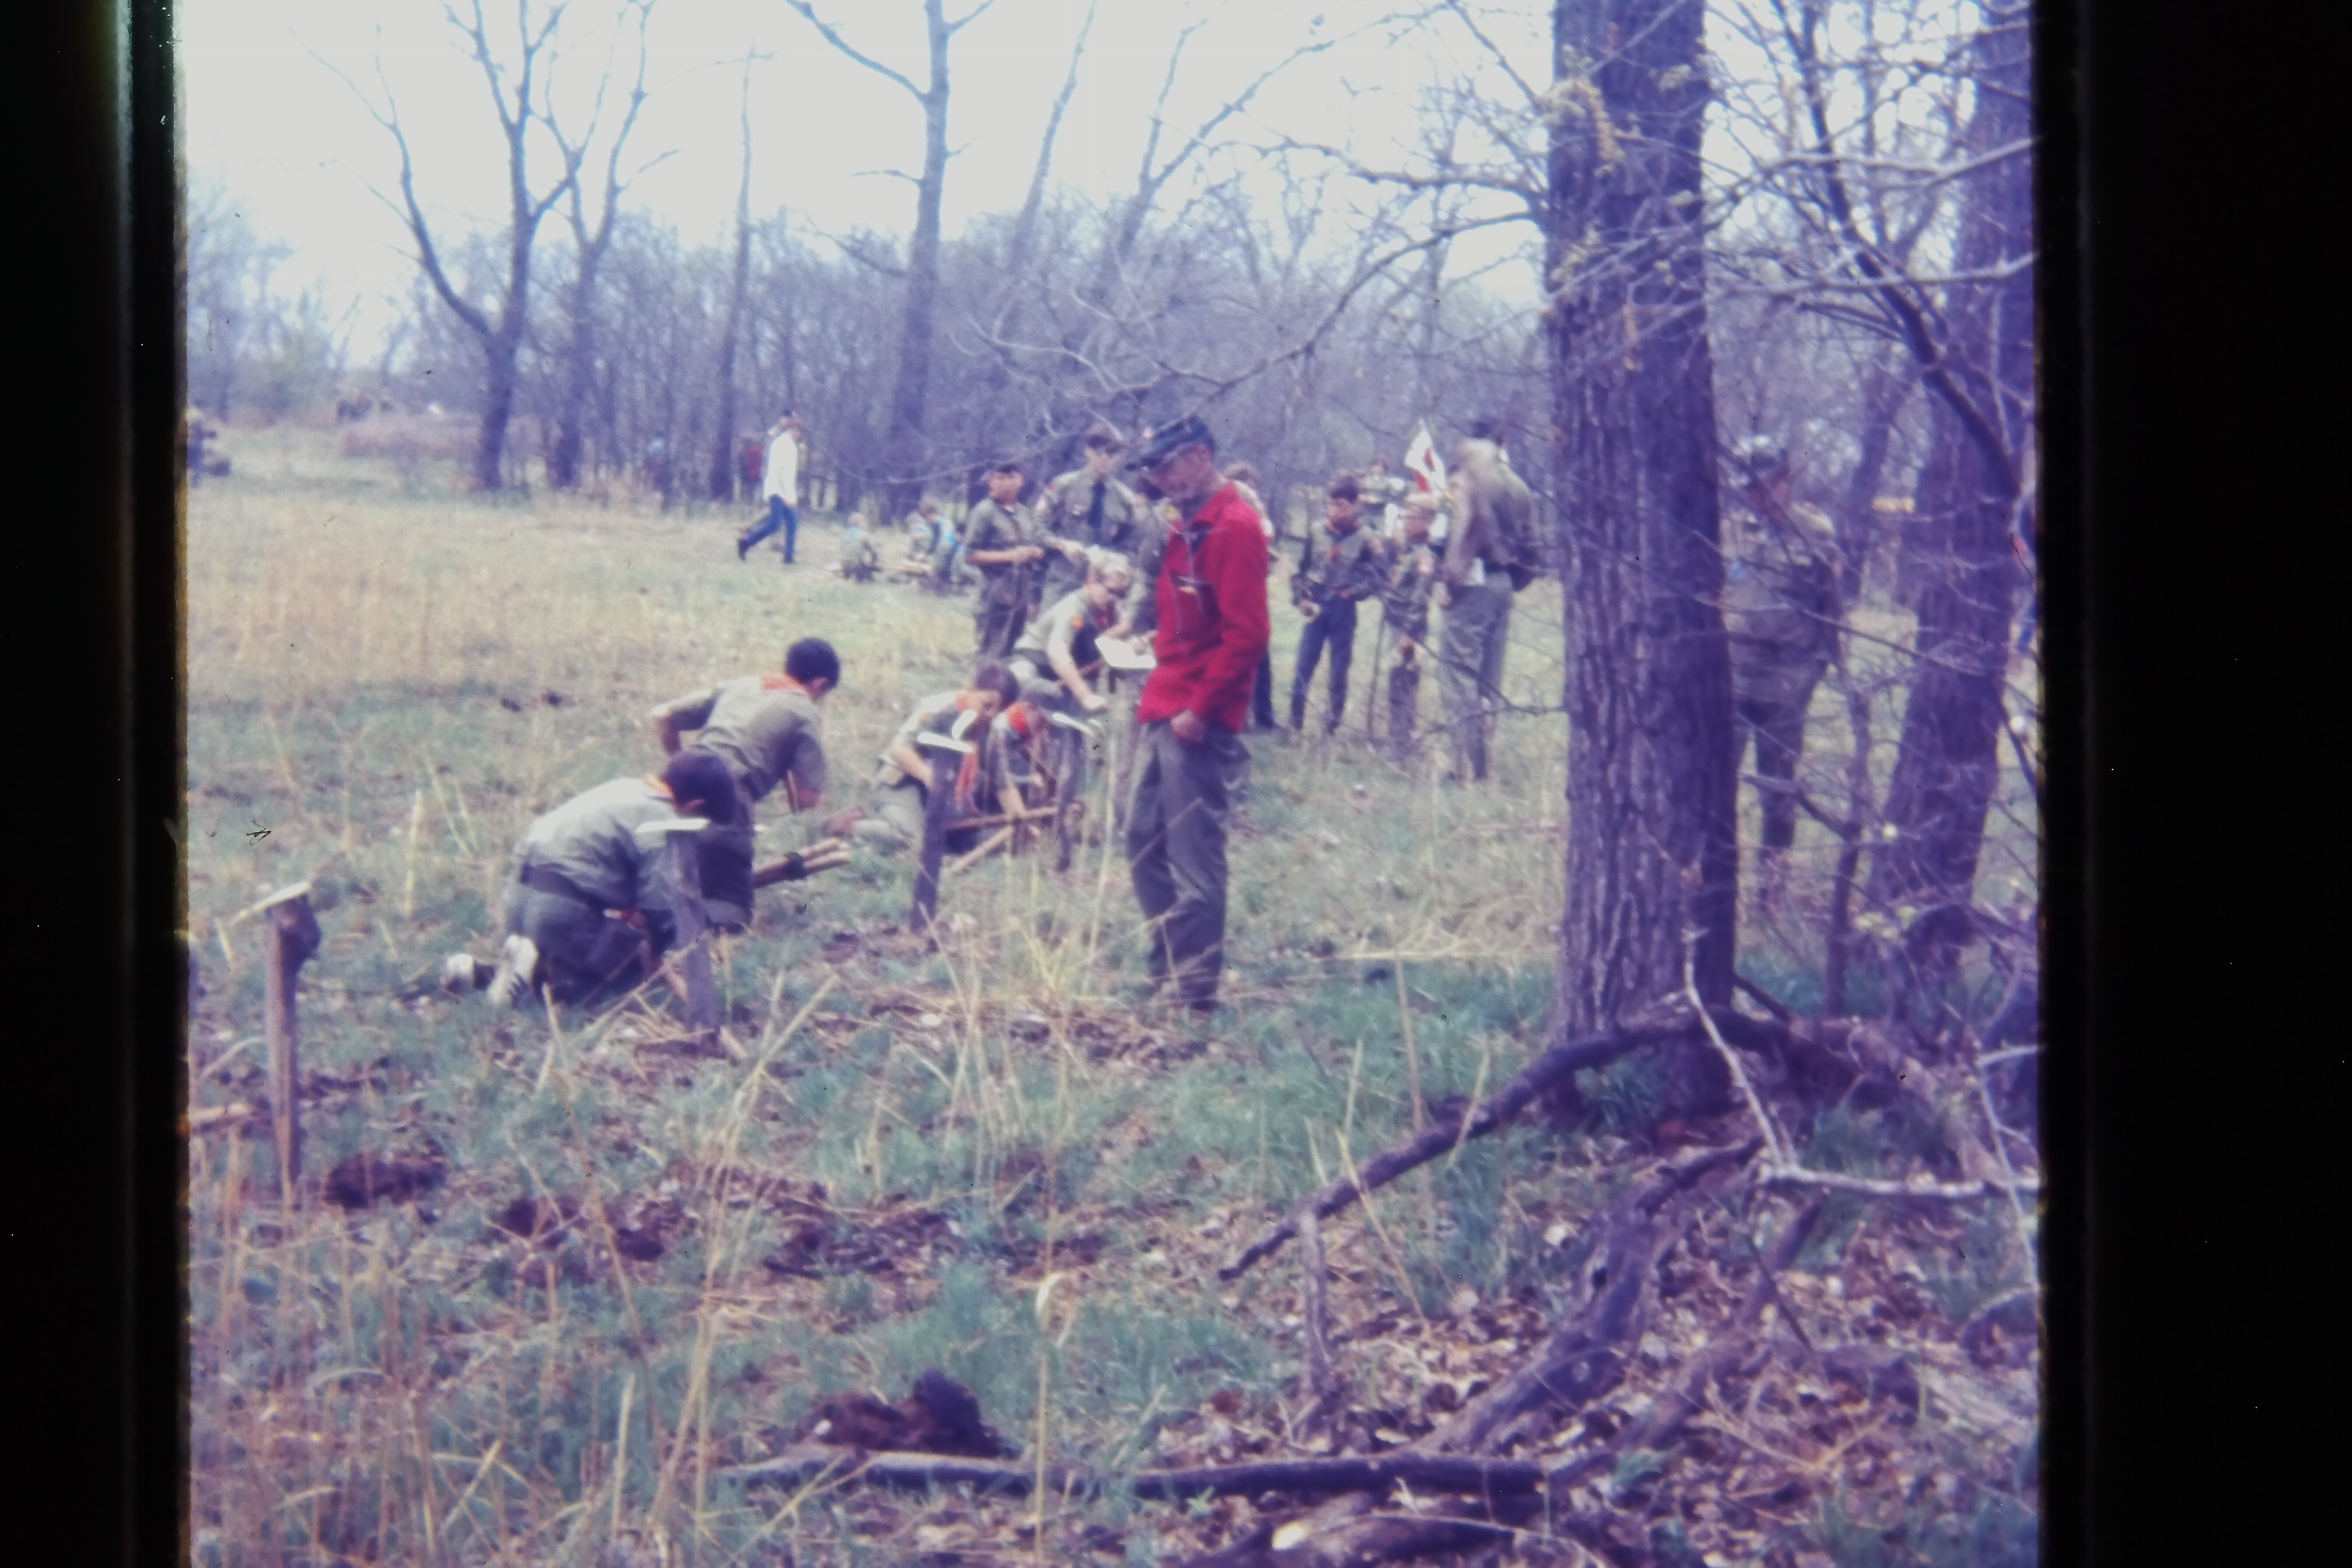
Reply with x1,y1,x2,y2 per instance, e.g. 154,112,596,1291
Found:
880,0,952,521
708,76,755,503
549,271,601,492
1836,352,1914,604
1869,2,2033,1021
1548,0,1736,1106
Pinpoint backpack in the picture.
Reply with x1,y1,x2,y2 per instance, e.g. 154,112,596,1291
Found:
1466,444,1542,590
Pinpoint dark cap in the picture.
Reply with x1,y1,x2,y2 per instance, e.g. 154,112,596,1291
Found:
1129,415,1215,470
987,455,1026,475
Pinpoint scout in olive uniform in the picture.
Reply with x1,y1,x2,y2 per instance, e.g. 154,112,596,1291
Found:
854,661,1025,853
1361,455,1410,541
1436,426,1537,781
1009,549,1135,715
647,638,839,929
1722,434,1844,877
1034,424,1155,611
443,748,738,1008
965,458,1046,657
1378,489,1444,760
1289,474,1389,734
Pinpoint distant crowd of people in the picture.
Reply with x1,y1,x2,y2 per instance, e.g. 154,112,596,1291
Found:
446,406,1884,1021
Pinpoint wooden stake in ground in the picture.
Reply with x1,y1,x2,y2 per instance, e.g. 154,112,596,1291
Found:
650,820,719,1039
910,730,974,937
258,882,320,1206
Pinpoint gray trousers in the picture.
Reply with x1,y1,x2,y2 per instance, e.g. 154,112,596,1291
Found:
1437,583,1512,780
502,883,651,1005
1734,669,1823,855
1125,719,1247,1004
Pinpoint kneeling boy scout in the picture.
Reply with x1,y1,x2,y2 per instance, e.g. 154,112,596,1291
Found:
648,638,838,928
445,748,737,1007
855,661,1027,853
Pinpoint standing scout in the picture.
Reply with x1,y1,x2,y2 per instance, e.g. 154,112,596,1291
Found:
1436,424,1539,782
1378,489,1444,759
965,458,1047,657
738,412,806,564
1722,434,1843,891
1009,549,1136,715
1288,474,1389,734
648,638,839,929
1034,424,1156,612
1123,416,1271,1015
854,661,1026,853
444,748,739,1008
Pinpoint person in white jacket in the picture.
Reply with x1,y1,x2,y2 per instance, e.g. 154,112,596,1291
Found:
737,411,806,564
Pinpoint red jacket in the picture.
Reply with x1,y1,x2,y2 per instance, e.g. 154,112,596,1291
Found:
1138,481,1271,732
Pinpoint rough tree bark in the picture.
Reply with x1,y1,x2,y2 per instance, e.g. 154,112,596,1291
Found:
1867,1,2034,1011
1546,0,1737,1104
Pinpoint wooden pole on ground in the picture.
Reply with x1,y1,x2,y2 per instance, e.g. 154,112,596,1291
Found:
259,882,320,1210
661,827,721,1040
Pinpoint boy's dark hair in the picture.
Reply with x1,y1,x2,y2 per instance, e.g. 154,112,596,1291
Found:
969,659,1022,707
988,456,1025,476
784,638,841,688
1327,474,1362,502
662,748,739,824
1082,422,1124,455
1468,416,1504,444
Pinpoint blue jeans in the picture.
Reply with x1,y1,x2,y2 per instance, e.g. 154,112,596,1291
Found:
1290,598,1358,732
743,497,799,561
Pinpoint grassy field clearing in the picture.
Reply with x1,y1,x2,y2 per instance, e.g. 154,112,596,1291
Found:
185,428,2039,1566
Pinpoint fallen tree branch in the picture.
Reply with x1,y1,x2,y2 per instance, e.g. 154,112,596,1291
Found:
948,825,1016,874
186,1102,260,1134
721,1443,1547,1501
1218,1021,1691,1280
1756,1164,2040,1200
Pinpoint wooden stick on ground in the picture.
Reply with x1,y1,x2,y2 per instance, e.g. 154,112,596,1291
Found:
948,825,1016,875
1218,1019,1693,1281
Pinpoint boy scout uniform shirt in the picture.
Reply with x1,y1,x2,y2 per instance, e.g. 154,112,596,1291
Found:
1380,538,1442,644
1036,469,1151,600
1723,500,1842,704
872,690,965,788
511,776,682,916
963,499,1037,608
650,676,829,806
1295,520,1388,608
1014,587,1118,673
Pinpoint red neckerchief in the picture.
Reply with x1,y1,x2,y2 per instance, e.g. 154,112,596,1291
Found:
761,674,813,695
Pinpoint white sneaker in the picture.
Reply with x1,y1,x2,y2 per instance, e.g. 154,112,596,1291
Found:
486,934,540,1008
440,953,480,993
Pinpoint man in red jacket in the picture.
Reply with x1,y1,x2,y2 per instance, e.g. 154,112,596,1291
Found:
1123,416,1271,1013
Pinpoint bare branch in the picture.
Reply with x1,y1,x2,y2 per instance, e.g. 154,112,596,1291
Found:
778,0,924,101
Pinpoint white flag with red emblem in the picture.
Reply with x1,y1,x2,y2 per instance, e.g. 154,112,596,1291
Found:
1402,420,1446,497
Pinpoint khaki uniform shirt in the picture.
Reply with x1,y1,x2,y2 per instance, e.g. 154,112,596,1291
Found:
873,690,966,788
1723,499,1842,705
511,777,682,914
964,498,1037,612
650,677,829,805
1014,587,1117,673
1036,468,1152,602
1380,538,1442,644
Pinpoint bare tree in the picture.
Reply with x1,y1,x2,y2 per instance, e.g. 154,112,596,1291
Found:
327,1,601,492
546,1,661,492
706,53,761,503
1545,0,1737,1103
782,0,997,517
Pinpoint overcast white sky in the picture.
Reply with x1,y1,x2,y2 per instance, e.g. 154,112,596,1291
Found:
179,0,1555,356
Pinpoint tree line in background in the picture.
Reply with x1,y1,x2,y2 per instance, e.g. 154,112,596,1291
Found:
189,0,2038,1084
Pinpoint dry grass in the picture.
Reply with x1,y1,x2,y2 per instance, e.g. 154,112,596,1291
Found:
184,427,2038,1566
